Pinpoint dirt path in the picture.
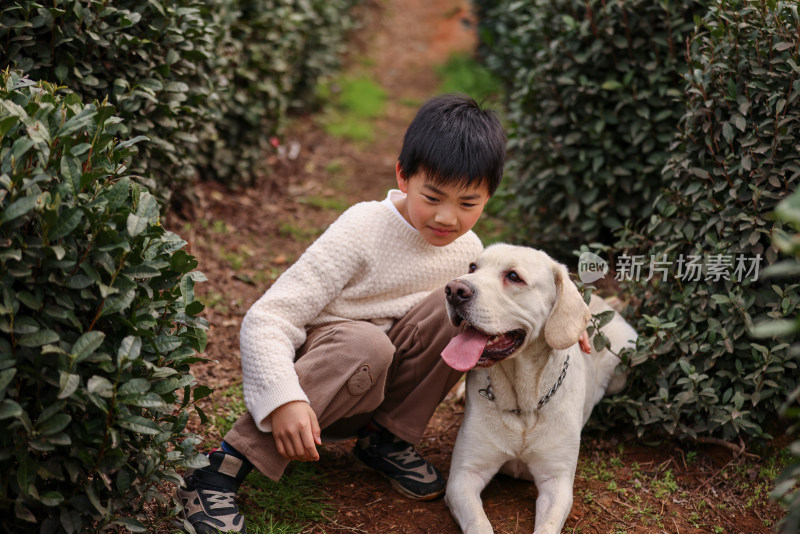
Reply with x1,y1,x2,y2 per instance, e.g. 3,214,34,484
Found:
170,0,786,532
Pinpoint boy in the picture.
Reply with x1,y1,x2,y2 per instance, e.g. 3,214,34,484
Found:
179,94,505,533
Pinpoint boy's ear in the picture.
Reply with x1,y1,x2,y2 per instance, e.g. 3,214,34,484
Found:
395,161,408,193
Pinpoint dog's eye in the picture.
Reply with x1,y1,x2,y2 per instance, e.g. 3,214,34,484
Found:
506,271,524,284
468,263,477,273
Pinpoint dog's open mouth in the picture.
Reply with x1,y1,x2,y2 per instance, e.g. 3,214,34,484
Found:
441,325,526,371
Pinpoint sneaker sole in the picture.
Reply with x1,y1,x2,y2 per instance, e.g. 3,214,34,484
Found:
351,452,445,501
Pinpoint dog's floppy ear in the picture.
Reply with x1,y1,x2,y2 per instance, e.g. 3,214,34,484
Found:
544,263,591,350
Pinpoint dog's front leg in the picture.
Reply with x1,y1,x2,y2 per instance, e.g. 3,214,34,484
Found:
531,473,575,534
445,467,496,534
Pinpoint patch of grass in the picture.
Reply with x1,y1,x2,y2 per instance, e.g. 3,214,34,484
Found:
325,159,346,176
241,463,332,533
436,52,503,104
652,469,678,499
581,459,615,482
212,219,232,234
198,288,228,314
324,159,351,192
335,76,386,118
399,96,423,108
318,74,387,142
209,384,247,438
298,195,349,212
278,221,325,242
325,116,375,142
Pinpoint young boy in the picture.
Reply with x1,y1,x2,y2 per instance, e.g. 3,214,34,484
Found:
179,94,506,533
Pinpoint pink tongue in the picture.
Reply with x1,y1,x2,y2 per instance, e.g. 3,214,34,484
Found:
441,327,491,371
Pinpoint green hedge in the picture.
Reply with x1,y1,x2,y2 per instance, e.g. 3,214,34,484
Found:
197,0,359,185
0,70,209,533
756,189,800,534
0,0,359,196
604,0,800,440
474,0,702,259
0,0,219,199
477,0,800,442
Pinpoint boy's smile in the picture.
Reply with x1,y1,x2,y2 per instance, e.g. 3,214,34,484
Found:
393,162,491,247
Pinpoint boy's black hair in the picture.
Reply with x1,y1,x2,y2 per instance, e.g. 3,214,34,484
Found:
398,94,506,196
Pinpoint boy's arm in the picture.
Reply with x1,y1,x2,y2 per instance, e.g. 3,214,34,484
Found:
239,207,368,433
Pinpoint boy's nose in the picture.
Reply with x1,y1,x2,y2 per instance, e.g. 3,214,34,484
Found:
434,206,458,226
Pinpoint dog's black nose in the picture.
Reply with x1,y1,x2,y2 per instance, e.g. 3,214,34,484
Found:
445,280,475,305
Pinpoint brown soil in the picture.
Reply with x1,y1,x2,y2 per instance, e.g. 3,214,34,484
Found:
167,0,787,532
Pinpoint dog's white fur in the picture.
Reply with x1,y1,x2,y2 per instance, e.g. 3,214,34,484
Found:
444,244,637,534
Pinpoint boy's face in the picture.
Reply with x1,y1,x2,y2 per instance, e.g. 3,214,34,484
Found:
394,162,491,247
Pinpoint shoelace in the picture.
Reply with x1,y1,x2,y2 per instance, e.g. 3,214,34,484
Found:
387,447,422,465
201,489,237,510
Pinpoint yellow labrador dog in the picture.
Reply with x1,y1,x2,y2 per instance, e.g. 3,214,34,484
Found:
441,244,636,534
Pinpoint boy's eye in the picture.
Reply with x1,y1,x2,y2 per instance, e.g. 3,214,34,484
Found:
461,203,477,208
468,263,477,273
423,195,439,202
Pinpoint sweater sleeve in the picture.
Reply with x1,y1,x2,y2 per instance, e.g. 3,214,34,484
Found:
239,206,368,432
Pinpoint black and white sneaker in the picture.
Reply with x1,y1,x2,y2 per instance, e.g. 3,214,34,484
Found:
353,423,446,500
178,450,251,533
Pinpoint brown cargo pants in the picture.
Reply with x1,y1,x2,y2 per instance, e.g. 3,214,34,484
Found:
223,288,463,481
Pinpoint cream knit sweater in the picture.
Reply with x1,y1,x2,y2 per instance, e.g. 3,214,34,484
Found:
239,190,484,432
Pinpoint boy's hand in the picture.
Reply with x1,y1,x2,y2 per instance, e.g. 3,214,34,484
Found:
270,401,322,462
579,331,591,354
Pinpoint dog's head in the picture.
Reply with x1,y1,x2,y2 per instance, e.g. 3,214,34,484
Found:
441,244,591,371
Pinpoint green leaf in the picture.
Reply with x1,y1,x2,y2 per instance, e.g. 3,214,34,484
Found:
126,213,147,237
1,194,40,223
71,330,105,362
185,300,205,315
10,137,34,163
181,452,211,470
136,191,158,219
60,155,82,196
601,80,623,90
116,135,149,149
60,506,82,534
50,208,83,240
17,329,59,347
105,177,130,210
118,377,150,396
86,483,108,515
110,518,147,532
57,372,80,399
119,392,167,409
15,501,36,523
37,413,71,435
181,274,195,303
99,288,135,317
87,375,114,397
722,122,733,142
56,107,97,138
0,115,19,138
0,368,16,394
193,385,213,402
122,263,161,279
0,399,23,419
595,310,616,328
119,414,161,435
117,335,142,363
40,491,65,506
